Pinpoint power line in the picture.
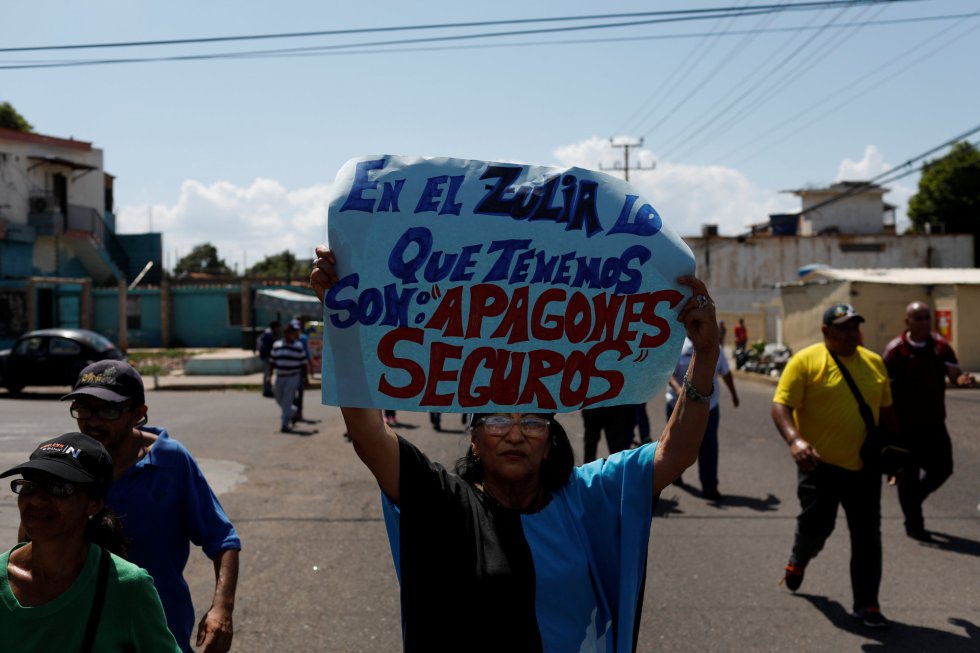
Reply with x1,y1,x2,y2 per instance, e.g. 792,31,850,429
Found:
0,1,927,53
654,2,859,158
718,14,980,168
628,3,788,145
614,0,756,137
0,9,792,70
794,124,980,217
666,1,886,161
247,10,971,60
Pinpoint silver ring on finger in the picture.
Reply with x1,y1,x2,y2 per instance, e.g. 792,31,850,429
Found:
696,294,709,309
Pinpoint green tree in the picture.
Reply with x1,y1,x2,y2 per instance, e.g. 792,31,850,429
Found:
907,142,980,259
173,243,235,278
0,102,33,132
246,250,304,278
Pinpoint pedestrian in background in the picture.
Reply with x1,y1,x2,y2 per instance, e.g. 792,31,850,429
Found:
270,321,311,433
257,320,280,398
665,337,739,501
882,301,974,542
718,320,727,347
582,404,637,464
60,361,241,652
733,318,748,354
2,432,180,652
771,303,896,628
291,316,313,422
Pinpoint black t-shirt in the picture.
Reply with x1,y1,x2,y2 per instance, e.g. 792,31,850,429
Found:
394,435,542,653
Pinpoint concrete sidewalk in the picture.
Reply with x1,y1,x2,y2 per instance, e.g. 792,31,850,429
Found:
147,371,322,392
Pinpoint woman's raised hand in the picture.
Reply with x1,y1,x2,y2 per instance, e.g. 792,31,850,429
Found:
676,276,719,354
310,246,338,302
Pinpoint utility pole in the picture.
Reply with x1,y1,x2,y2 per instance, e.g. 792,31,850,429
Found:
600,137,656,182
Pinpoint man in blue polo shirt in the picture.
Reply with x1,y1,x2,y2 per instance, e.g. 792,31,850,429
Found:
61,360,241,653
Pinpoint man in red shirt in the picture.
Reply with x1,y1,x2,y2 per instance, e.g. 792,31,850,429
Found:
733,318,748,354
882,302,974,542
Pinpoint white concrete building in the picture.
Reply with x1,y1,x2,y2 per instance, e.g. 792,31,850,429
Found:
680,181,973,345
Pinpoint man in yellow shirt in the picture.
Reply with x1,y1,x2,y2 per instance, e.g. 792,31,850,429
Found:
771,303,897,629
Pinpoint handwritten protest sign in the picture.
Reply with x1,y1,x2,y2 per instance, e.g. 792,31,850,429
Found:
321,155,695,412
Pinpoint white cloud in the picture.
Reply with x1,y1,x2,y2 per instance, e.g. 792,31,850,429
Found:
835,144,914,232
117,178,333,272
836,144,890,181
116,142,919,274
553,136,795,236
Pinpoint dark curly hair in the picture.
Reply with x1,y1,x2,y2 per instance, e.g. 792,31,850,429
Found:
85,504,132,558
454,413,575,493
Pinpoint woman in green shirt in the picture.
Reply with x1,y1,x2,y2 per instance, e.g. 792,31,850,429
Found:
1,431,180,652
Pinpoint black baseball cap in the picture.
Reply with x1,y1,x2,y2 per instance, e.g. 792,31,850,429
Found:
0,432,114,492
62,360,145,405
822,303,865,326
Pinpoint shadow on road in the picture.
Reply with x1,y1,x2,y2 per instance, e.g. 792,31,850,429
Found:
709,492,781,511
653,496,684,517
281,427,318,436
798,593,979,651
672,480,782,512
920,531,980,558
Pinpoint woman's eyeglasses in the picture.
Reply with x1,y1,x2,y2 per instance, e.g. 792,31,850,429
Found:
476,416,550,437
11,478,80,497
70,403,130,420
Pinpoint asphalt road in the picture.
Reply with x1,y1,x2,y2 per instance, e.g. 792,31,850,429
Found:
1,379,978,652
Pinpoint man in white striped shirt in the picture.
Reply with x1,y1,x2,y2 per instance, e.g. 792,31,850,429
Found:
268,320,311,433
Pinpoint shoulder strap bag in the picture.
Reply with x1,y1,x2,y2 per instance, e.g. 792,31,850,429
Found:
80,546,111,653
827,347,909,475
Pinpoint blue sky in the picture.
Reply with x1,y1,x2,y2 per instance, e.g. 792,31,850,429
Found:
3,1,979,271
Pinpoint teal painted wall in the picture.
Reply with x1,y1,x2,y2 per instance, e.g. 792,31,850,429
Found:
117,233,163,285
0,241,33,277
89,285,308,349
93,289,120,343
128,289,162,348
172,287,241,347
93,289,164,348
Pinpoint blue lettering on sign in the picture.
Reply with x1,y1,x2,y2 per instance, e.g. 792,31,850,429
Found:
324,273,416,328
414,175,465,215
608,195,663,237
378,179,406,212
340,158,386,213
474,166,604,237
388,227,433,284
388,227,485,285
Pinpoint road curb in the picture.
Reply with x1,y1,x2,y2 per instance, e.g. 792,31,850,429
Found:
732,369,780,386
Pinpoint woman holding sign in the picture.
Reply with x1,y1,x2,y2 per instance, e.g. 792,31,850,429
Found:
312,245,718,653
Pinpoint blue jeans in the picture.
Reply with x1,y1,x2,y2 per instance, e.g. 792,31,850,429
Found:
665,401,720,492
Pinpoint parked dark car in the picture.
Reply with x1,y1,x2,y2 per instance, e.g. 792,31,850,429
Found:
0,329,124,393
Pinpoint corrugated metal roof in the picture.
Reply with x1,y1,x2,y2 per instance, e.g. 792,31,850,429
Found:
804,268,980,285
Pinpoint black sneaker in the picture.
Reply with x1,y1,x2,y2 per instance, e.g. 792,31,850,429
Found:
852,607,888,629
781,564,805,592
906,527,934,543
702,488,722,502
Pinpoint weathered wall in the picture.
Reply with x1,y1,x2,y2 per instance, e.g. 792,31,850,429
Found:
779,281,851,354
0,130,105,223
800,192,883,235
687,234,973,296
948,285,980,371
